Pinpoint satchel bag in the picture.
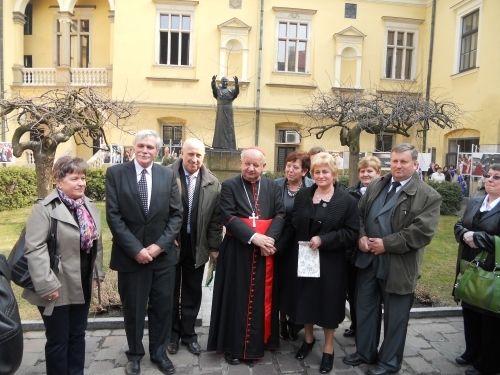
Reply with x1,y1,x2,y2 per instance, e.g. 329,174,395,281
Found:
454,235,500,314
0,255,23,375
7,202,58,291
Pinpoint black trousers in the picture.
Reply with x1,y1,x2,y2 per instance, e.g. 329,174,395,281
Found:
118,263,175,361
462,304,500,374
171,234,205,343
346,260,358,330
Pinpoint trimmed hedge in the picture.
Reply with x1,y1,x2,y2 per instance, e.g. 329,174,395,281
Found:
86,168,107,201
0,167,37,210
427,181,463,215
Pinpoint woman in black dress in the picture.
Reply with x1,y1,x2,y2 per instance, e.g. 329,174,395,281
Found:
291,152,359,373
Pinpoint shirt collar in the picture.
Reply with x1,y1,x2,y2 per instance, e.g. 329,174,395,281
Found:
480,195,500,212
391,175,412,188
182,166,200,179
134,159,153,176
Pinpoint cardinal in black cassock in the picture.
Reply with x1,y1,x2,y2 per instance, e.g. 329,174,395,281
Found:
207,149,285,361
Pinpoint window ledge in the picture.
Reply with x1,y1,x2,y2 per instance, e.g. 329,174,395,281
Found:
380,77,417,83
451,67,479,79
146,76,199,82
272,70,311,77
266,82,316,89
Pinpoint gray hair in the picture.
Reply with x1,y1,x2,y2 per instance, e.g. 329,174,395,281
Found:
391,143,418,161
134,130,162,150
241,147,266,162
489,163,500,173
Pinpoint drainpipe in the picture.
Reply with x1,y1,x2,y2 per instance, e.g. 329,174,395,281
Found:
254,0,264,145
423,0,436,152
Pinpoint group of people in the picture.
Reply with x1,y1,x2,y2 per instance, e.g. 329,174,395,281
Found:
19,131,500,375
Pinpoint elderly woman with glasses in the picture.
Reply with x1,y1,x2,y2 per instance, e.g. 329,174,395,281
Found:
454,163,500,375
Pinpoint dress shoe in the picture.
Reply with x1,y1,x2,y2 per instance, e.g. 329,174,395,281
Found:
455,355,471,365
343,328,355,337
150,355,175,375
343,352,374,366
167,341,179,355
125,360,141,375
224,352,241,365
183,341,202,355
366,365,398,375
319,352,334,374
295,339,315,360
280,320,290,340
465,368,482,375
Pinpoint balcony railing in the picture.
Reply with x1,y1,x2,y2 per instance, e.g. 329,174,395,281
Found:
71,68,108,86
21,68,56,86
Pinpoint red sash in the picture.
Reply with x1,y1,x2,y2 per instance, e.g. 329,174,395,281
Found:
241,217,274,344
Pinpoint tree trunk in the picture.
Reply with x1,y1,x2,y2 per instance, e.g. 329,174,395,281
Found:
33,152,55,198
347,126,362,186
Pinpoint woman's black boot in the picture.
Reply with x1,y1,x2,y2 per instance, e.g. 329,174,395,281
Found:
319,352,334,373
280,320,289,340
295,339,315,360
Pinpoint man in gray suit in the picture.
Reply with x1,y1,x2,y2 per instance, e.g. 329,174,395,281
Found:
343,143,441,375
106,130,183,375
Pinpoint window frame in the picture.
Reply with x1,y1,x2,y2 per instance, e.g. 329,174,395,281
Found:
155,4,195,67
382,20,419,81
275,20,310,73
452,0,482,74
459,10,479,72
24,3,33,35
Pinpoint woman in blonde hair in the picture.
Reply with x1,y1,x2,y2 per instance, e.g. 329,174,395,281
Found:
290,152,359,373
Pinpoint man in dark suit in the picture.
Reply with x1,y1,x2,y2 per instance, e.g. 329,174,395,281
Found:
343,143,441,375
167,138,222,356
106,130,182,375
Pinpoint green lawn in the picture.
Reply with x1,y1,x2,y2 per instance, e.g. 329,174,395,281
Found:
0,203,460,319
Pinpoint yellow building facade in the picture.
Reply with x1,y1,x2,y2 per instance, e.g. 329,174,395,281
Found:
2,0,499,171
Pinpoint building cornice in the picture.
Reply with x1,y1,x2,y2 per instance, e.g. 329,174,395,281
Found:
272,7,317,15
382,16,425,24
152,0,199,5
359,0,430,7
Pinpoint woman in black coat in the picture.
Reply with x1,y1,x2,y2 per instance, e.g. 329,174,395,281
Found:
291,152,359,374
454,163,500,375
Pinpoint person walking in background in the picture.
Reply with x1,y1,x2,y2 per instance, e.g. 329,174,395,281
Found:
290,152,359,374
453,163,500,375
167,138,222,356
23,156,103,375
431,166,446,183
106,130,183,375
274,151,313,340
345,156,382,339
207,147,285,365
343,144,441,375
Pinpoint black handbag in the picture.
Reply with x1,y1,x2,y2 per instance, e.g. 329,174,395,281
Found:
7,202,58,291
0,255,23,375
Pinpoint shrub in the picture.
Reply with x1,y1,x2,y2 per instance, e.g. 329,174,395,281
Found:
427,181,463,215
337,174,350,188
86,168,106,201
0,167,37,211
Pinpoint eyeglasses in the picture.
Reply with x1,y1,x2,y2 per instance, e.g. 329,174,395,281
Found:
483,174,500,181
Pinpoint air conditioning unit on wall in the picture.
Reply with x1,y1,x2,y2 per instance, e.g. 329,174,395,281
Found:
284,130,300,144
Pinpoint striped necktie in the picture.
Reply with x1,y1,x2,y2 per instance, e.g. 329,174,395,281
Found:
187,174,196,233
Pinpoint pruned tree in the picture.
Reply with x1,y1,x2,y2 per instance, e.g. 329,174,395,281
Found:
304,88,462,185
0,88,135,197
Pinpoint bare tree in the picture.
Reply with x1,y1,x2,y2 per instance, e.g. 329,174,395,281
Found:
0,88,135,197
304,88,461,185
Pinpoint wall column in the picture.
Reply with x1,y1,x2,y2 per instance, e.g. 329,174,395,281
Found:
334,54,342,87
56,11,72,85
11,12,25,84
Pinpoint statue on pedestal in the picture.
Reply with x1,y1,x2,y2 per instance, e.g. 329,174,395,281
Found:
211,75,239,149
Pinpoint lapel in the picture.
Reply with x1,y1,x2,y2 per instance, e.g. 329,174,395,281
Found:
479,200,500,222
149,163,163,217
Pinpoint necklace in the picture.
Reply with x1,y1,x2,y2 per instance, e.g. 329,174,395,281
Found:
286,180,302,197
241,176,261,227
313,187,334,204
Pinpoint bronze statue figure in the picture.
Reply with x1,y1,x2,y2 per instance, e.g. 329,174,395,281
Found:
211,75,239,149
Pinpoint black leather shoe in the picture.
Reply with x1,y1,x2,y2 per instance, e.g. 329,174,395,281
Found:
280,320,290,340
455,356,471,365
167,341,179,355
151,355,175,375
343,328,355,338
224,352,241,365
125,360,141,375
295,339,315,360
366,366,389,375
183,341,202,355
343,352,372,366
319,353,334,374
465,368,482,375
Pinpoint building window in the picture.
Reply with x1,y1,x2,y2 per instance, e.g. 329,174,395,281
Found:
385,30,414,80
158,14,191,65
459,10,479,72
375,134,393,152
24,55,33,68
162,125,183,155
277,21,308,73
56,18,90,67
275,128,299,172
345,3,357,19
24,3,33,35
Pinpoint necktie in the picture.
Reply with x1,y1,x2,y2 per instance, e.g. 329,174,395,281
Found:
138,169,148,214
187,174,196,233
384,181,401,204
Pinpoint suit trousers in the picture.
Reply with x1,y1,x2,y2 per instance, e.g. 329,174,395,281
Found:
171,234,205,344
355,264,413,372
38,302,90,375
118,263,176,361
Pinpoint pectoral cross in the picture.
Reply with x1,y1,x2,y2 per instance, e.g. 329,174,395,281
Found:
249,212,259,228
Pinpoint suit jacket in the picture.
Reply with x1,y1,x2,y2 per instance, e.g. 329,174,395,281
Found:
106,161,183,272
358,172,441,294
170,159,222,268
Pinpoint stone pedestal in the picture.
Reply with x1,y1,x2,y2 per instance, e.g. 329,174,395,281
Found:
205,149,240,181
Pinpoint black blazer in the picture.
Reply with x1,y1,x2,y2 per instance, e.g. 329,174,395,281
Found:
106,161,183,272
